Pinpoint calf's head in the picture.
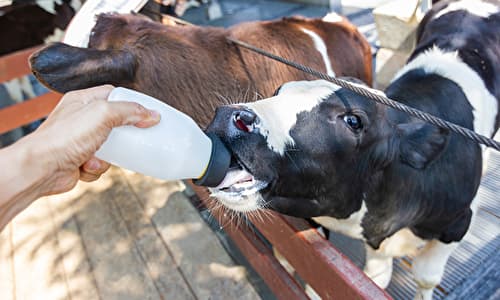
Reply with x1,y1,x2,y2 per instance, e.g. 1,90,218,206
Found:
206,80,449,218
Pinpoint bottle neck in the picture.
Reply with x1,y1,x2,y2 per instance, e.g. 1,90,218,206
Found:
192,133,231,187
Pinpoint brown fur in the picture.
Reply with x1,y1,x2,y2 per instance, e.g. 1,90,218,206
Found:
30,13,372,126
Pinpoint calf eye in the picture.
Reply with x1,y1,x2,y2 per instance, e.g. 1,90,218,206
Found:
343,114,363,131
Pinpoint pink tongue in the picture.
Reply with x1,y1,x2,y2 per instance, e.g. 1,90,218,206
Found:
215,169,253,189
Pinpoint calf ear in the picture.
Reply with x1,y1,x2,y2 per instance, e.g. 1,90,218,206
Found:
29,42,137,93
397,121,449,169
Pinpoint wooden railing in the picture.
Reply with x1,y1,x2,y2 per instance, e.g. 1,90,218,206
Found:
188,185,391,300
0,46,62,134
0,46,391,300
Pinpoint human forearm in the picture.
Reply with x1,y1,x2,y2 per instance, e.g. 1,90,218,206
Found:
0,85,160,232
0,135,54,231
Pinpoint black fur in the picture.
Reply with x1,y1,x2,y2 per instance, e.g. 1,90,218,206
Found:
414,0,500,127
206,0,499,249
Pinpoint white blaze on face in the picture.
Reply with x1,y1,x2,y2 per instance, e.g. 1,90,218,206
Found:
300,28,336,77
434,0,499,19
392,46,498,143
246,80,340,155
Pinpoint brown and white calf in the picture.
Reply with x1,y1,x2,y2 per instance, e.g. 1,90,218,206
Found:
29,12,372,127
205,1,500,299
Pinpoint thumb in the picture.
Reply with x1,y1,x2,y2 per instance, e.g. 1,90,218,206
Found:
106,101,161,128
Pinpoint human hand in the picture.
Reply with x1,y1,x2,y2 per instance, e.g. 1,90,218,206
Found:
27,85,161,195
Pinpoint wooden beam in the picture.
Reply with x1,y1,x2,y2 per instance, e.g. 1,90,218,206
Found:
0,45,42,83
254,214,393,300
188,184,392,300
187,183,309,300
0,92,61,134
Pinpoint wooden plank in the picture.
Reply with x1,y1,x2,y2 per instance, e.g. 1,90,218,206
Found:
11,198,70,300
221,222,309,300
189,185,391,300
0,223,15,300
254,214,392,300
67,170,165,300
0,92,61,134
110,169,196,299
121,170,262,300
45,190,101,299
188,183,309,300
0,45,41,83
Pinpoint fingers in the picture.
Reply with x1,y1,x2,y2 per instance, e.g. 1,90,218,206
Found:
82,157,110,175
64,85,161,128
106,101,161,128
135,110,161,128
80,157,110,182
68,85,115,104
79,171,101,182
82,84,114,102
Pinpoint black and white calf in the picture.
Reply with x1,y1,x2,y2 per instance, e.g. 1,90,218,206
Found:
205,1,499,299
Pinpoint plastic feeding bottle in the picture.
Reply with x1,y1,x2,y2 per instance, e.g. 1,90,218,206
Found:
95,87,231,187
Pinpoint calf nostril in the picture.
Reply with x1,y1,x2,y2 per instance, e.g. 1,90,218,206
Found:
233,110,257,132
239,110,257,125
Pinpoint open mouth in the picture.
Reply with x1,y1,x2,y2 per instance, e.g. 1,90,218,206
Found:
213,159,268,197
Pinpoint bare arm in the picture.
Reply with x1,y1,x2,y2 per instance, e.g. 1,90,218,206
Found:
0,85,160,231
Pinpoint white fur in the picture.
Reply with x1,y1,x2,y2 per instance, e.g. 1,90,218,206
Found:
247,80,340,155
44,28,65,44
209,191,263,212
312,201,367,239
392,46,498,140
312,202,427,258
300,28,336,77
379,228,426,257
434,0,499,19
322,12,343,23
366,228,428,291
313,200,431,292
413,240,458,300
364,245,393,288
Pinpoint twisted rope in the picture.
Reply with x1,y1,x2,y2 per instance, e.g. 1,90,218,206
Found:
227,37,500,152
159,13,499,151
